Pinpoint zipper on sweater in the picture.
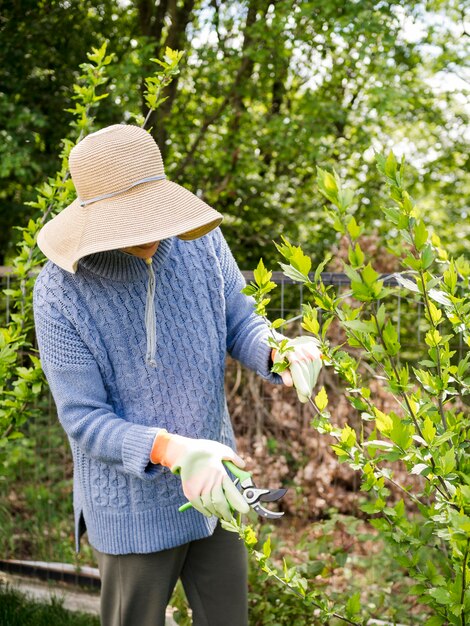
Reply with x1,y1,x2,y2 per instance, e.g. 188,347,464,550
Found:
144,257,157,368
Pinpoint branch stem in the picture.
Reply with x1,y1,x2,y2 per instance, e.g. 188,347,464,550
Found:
418,268,447,430
461,538,469,626
370,311,453,502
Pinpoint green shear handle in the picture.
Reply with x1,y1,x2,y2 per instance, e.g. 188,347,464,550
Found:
178,460,252,513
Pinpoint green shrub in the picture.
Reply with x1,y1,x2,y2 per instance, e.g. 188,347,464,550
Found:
229,152,470,625
0,43,183,464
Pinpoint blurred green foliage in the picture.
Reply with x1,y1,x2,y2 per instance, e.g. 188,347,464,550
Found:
0,0,468,266
0,0,133,261
0,583,100,626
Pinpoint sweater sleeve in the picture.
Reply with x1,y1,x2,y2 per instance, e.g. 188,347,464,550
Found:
33,287,161,481
212,228,283,385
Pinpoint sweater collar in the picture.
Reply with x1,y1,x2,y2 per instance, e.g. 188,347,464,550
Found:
78,238,174,281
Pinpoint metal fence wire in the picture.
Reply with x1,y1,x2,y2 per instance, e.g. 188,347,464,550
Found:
0,267,464,564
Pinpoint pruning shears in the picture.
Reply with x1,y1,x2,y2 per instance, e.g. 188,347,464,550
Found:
178,460,288,519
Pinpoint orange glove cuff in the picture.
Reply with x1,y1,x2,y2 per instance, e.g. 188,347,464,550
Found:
150,429,172,466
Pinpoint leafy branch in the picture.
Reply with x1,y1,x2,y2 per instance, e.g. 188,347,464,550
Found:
0,43,184,453
244,152,470,623
221,517,362,625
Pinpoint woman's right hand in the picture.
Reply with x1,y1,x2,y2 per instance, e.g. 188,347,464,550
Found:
150,431,249,520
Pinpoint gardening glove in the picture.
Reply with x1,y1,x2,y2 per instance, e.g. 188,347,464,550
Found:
150,430,250,521
272,336,322,403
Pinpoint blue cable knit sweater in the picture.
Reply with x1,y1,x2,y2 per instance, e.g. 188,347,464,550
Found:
33,227,281,555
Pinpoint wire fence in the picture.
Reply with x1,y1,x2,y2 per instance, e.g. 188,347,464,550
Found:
0,266,464,566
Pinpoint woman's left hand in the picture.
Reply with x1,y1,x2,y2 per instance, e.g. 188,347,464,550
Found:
271,336,322,402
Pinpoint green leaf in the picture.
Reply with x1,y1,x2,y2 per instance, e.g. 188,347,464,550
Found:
363,439,395,451
428,587,451,605
389,413,414,449
382,205,401,224
220,518,238,534
315,387,328,411
345,591,361,617
374,408,393,435
443,262,458,294
341,424,356,447
424,617,446,626
313,254,332,282
355,243,365,266
274,237,311,277
87,42,108,65
414,219,428,251
241,284,257,297
262,536,271,559
457,353,470,378
317,167,339,204
394,273,420,293
253,258,271,287
321,316,333,339
449,512,470,533
292,253,311,278
428,289,451,306
243,525,258,548
331,214,345,233
382,320,400,356
271,361,289,374
403,255,422,271
291,250,312,277
343,264,362,284
384,151,398,180
301,305,320,335
421,244,435,269
411,463,431,476
434,431,454,446
348,242,366,268
455,255,470,277
376,303,386,329
342,319,375,333
440,448,456,474
338,187,354,212
425,329,442,348
426,301,442,325
279,262,308,283
394,499,405,517
422,416,436,444
362,497,386,514
362,263,379,287
331,444,350,459
347,216,362,240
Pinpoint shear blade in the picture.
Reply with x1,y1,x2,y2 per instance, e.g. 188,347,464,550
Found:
252,502,285,519
258,488,288,503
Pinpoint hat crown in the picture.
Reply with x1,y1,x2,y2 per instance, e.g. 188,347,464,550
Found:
70,125,165,203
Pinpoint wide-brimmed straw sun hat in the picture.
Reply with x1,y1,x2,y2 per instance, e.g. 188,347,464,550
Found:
37,124,224,273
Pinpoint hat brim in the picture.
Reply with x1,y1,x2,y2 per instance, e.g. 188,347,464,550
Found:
37,178,223,273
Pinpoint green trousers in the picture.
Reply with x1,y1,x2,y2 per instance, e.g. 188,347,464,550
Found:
93,522,248,626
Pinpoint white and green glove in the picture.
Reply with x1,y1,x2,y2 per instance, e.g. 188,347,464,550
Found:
272,336,322,403
150,431,249,521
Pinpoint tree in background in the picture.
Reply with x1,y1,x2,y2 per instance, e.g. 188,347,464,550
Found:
1,0,468,265
0,0,132,262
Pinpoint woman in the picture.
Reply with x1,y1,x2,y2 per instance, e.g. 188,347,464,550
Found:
33,124,321,626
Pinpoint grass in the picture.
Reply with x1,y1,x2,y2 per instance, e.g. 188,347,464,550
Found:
0,406,96,566
0,583,100,626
